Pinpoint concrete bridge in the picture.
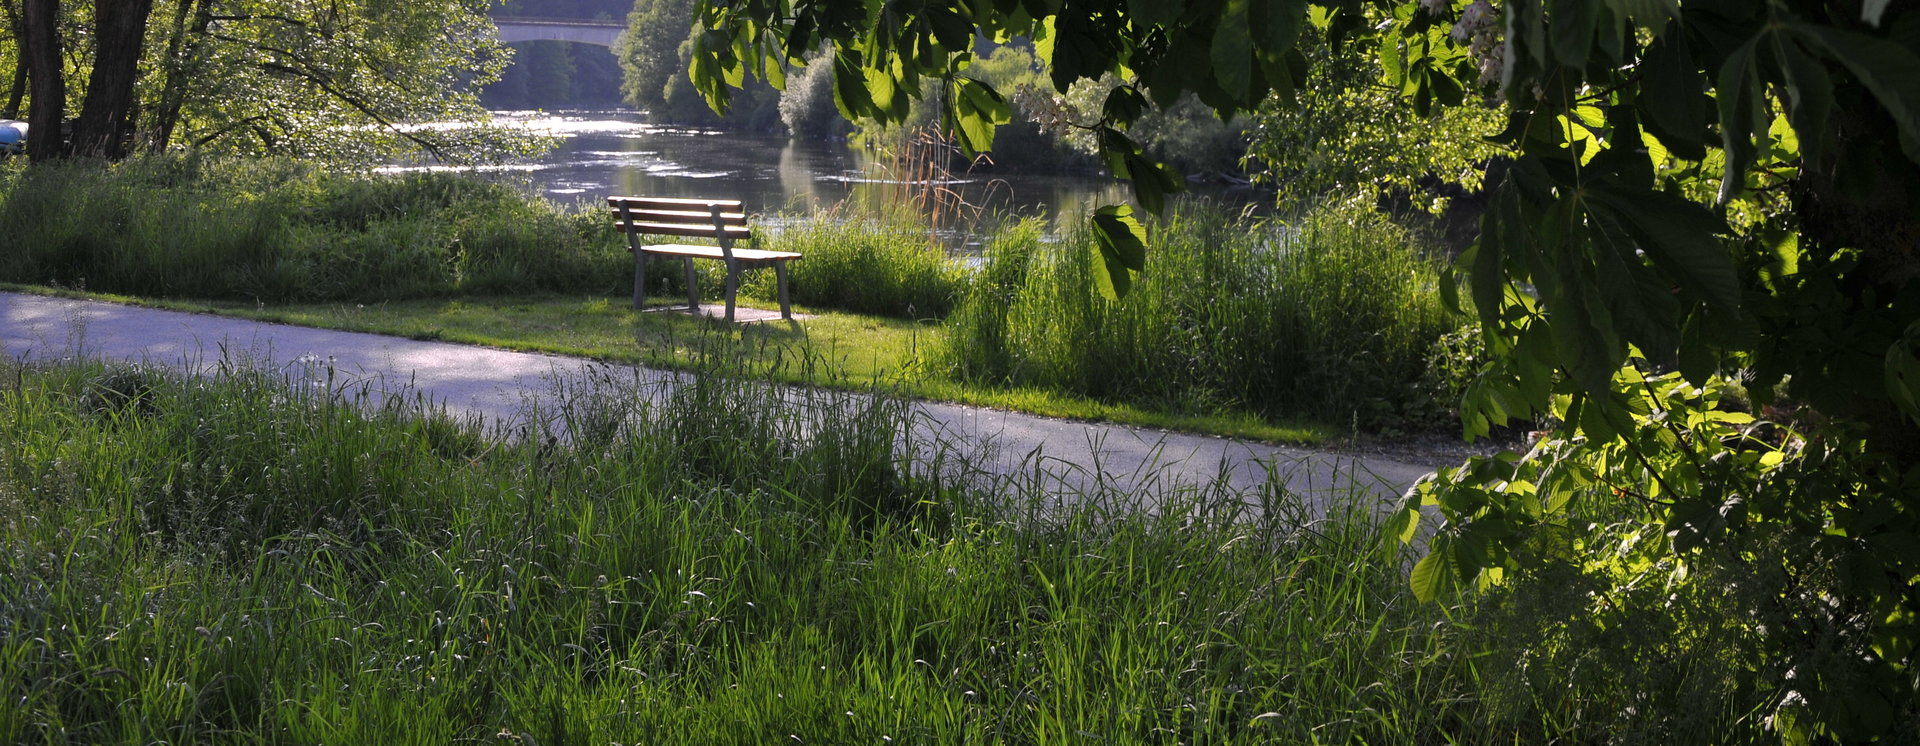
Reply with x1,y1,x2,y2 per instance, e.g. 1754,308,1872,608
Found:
495,16,625,47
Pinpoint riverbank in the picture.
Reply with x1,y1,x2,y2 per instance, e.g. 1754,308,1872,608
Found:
0,155,1465,445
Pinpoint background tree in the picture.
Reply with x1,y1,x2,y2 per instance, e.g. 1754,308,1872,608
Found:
68,0,152,158
1244,18,1502,212
154,0,512,160
18,0,62,162
615,0,694,115
9,0,515,163
688,0,1920,739
2,0,26,118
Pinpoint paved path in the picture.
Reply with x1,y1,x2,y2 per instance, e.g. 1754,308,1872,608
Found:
1,292,1440,502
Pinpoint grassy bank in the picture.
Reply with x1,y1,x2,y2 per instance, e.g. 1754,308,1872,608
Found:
0,357,1783,743
0,156,622,301
1,155,1454,441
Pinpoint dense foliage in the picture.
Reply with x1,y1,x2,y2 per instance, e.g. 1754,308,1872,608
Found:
1243,22,1502,207
686,0,1920,739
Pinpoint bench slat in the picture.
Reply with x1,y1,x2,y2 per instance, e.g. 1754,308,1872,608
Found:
613,221,753,240
615,208,748,226
633,243,801,262
608,196,744,211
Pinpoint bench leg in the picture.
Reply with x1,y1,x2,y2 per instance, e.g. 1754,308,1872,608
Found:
683,258,699,312
775,262,792,320
723,263,739,323
632,252,647,310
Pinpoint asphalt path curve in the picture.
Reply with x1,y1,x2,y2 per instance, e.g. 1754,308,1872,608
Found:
2,292,1443,506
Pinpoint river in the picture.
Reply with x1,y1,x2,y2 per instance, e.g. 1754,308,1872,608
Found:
387,110,1264,249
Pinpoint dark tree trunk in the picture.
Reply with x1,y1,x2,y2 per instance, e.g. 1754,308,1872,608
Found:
69,0,155,158
20,0,62,161
2,0,25,118
3,66,22,120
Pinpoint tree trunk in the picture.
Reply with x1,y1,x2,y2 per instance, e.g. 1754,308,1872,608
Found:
148,0,210,152
2,0,26,118
3,66,22,121
20,0,62,161
70,0,156,159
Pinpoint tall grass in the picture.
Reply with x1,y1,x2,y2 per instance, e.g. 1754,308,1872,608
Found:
0,351,1621,743
0,154,624,301
942,201,1454,429
1,354,1793,742
1,154,974,321
738,207,968,319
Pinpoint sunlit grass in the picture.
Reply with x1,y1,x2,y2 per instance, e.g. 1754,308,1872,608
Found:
0,356,1781,743
0,356,1458,743
6,285,1330,444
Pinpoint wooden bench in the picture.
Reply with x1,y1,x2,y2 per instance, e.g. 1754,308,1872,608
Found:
608,196,801,322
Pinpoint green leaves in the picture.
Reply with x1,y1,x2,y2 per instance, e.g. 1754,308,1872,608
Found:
830,50,873,121
1714,38,1765,204
1638,21,1706,160
1886,321,1920,427
1587,183,1739,315
1090,204,1147,299
949,77,1012,155
1796,25,1920,164
1212,0,1257,99
1409,542,1453,603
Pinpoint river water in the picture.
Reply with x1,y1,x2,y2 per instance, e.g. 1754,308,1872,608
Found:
388,110,1262,249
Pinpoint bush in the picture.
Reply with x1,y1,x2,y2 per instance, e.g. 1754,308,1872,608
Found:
778,54,853,141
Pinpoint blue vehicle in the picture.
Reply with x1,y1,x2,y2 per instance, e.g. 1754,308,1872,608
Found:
0,120,25,155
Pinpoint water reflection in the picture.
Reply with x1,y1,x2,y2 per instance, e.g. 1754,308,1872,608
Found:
386,110,1261,246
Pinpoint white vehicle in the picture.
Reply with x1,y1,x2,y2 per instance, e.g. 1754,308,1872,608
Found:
0,120,25,155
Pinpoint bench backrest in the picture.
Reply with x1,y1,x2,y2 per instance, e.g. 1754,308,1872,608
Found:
608,196,750,262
